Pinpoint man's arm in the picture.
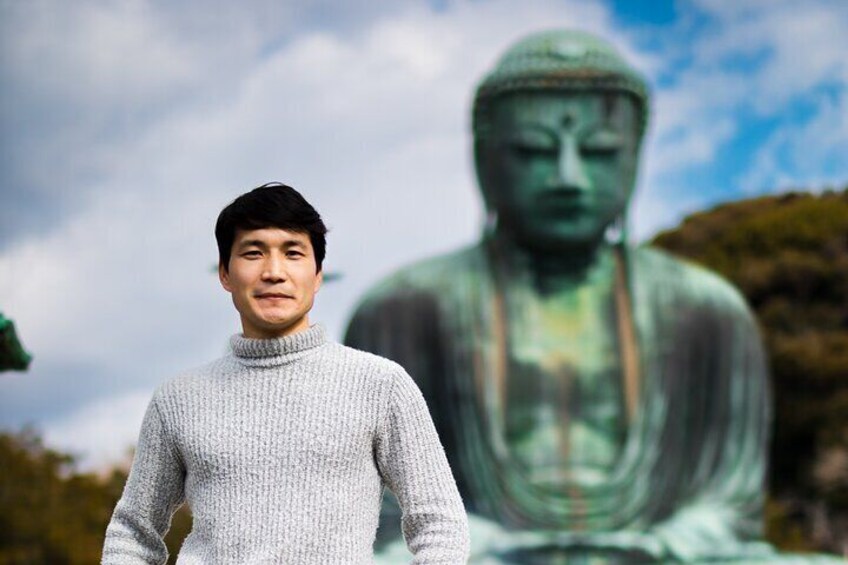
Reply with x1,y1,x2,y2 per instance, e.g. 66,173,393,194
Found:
374,365,470,564
102,393,186,565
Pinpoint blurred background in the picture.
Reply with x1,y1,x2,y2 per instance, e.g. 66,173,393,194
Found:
1,0,846,562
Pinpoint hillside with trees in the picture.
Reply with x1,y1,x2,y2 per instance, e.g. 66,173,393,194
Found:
0,427,191,564
653,188,848,554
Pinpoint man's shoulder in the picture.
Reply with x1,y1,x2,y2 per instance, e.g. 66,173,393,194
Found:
323,341,407,383
153,356,233,403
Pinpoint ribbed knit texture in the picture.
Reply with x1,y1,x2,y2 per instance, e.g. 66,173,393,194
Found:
101,324,469,564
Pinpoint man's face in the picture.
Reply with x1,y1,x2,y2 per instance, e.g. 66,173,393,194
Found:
219,227,323,339
475,91,641,250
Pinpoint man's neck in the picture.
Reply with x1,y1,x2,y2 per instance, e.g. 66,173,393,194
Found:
241,315,311,339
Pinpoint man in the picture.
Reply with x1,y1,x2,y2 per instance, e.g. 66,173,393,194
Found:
102,183,469,564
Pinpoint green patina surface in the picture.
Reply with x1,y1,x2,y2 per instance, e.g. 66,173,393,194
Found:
345,30,841,563
0,312,31,372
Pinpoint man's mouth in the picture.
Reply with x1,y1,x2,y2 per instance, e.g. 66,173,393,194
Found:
255,293,293,299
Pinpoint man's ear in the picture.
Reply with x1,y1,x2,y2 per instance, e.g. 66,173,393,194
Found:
314,269,324,295
218,262,232,292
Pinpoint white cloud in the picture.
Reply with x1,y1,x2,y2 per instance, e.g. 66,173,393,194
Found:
739,89,848,193
43,389,152,471
2,1,199,109
694,0,847,112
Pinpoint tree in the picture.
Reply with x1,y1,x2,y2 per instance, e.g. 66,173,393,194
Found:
0,428,191,565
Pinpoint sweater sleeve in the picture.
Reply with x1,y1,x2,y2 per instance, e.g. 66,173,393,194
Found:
102,393,186,565
374,365,470,564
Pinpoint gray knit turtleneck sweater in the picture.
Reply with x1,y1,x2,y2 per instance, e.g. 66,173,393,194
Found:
101,323,469,564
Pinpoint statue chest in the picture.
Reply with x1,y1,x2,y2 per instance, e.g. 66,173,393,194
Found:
496,280,628,487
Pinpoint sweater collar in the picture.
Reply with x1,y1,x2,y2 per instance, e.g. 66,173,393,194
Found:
229,323,327,367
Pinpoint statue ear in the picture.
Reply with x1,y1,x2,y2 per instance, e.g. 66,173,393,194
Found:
473,137,498,211
472,137,486,172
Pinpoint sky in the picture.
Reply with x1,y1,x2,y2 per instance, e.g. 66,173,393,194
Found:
1,0,847,470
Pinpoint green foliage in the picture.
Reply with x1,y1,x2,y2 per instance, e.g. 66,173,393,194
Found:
653,188,848,553
0,428,191,565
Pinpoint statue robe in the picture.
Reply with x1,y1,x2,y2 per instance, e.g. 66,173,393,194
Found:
345,240,834,563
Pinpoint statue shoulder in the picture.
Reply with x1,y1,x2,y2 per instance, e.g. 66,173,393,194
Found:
343,243,482,350
633,245,755,319
353,243,484,309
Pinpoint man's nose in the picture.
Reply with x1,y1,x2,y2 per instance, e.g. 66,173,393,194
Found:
556,136,591,192
261,254,287,281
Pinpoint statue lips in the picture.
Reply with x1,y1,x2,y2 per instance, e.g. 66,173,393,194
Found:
537,191,586,218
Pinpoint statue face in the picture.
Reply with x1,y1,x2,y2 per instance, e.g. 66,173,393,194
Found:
475,91,641,249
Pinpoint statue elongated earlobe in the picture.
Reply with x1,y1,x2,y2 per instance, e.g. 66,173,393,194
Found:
604,214,626,246
484,209,499,237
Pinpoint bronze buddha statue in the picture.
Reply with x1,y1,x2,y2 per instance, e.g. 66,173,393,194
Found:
345,30,841,564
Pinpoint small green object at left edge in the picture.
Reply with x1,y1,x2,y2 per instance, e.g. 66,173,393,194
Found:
0,312,32,372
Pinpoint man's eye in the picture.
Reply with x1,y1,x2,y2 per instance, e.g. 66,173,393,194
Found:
287,251,303,258
242,251,261,258
581,130,622,156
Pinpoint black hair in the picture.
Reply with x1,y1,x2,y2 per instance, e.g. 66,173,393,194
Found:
215,182,328,273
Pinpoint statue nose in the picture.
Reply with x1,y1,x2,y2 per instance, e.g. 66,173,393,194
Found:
556,137,591,191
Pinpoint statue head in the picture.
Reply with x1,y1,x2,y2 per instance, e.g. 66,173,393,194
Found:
472,30,650,251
